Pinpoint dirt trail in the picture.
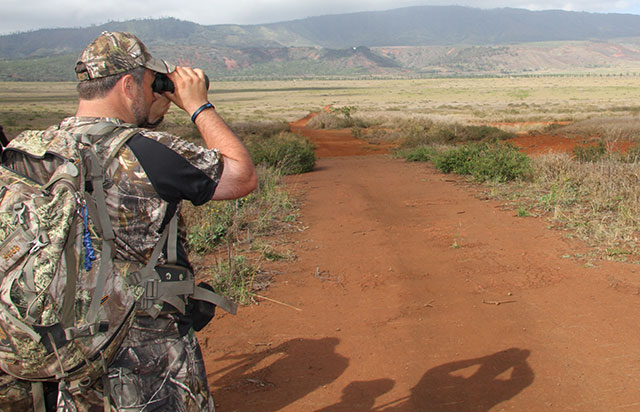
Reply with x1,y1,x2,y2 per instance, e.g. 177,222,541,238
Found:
199,118,640,411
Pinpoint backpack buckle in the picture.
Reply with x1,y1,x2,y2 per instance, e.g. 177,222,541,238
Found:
12,203,27,226
29,233,49,255
144,279,159,300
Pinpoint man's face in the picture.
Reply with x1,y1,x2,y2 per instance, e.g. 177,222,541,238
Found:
131,69,156,127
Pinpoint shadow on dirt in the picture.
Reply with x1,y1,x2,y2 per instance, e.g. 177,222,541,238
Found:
318,348,534,412
210,337,349,412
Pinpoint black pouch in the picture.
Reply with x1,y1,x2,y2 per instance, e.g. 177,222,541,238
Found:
185,282,217,332
153,264,217,334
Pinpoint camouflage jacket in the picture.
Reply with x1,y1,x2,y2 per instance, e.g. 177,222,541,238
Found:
53,116,223,266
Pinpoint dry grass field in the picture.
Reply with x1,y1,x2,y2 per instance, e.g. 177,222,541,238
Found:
2,75,640,138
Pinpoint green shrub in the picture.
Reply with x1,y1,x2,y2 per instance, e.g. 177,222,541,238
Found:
397,145,440,162
573,141,607,163
185,165,299,254
330,105,357,119
434,142,532,182
246,132,316,175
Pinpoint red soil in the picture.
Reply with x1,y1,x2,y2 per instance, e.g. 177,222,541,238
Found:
198,116,640,411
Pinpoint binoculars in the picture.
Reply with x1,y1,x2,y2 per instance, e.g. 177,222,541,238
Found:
152,72,210,94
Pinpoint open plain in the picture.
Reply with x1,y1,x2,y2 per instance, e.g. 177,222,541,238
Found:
3,76,640,410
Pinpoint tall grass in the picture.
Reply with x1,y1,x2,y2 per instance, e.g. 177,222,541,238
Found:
183,120,313,303
390,115,640,260
245,131,316,175
558,117,640,141
367,117,515,147
184,164,300,253
490,152,640,259
392,119,529,182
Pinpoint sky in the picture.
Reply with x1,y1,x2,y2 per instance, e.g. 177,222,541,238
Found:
2,0,640,35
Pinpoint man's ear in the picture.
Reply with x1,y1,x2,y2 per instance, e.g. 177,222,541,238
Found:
120,74,137,100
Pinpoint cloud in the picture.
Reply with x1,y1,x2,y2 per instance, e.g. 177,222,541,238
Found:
1,0,639,35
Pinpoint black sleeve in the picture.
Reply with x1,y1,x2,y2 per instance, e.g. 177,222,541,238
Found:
126,134,217,205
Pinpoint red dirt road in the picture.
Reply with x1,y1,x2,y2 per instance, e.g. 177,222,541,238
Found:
199,120,640,411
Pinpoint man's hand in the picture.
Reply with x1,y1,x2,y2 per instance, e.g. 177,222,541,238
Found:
165,66,209,117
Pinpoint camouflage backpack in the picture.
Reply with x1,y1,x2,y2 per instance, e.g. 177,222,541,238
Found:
0,123,236,411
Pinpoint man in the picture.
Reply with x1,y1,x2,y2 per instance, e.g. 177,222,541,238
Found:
0,31,257,411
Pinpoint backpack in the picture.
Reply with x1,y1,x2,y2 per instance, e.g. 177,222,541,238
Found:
0,123,236,411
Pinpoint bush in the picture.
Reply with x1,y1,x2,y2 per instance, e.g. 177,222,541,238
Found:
434,142,532,182
306,111,369,130
184,165,299,254
399,121,515,148
398,119,436,148
397,145,440,162
459,125,515,142
306,112,354,129
246,131,316,175
573,141,607,163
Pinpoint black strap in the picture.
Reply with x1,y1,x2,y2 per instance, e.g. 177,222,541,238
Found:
0,125,8,148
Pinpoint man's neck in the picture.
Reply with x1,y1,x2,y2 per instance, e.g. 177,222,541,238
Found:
76,93,133,124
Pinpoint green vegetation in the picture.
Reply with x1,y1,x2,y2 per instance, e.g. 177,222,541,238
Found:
183,161,302,300
245,132,316,175
486,145,640,261
433,142,532,182
391,118,527,182
183,154,306,302
572,140,607,163
180,119,314,302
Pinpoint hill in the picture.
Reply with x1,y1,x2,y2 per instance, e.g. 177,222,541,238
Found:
2,6,640,80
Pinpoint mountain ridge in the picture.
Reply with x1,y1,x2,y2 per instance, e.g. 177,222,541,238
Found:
2,6,640,80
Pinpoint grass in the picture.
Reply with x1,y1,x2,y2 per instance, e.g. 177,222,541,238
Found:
488,152,640,261
3,76,640,132
245,131,316,175
183,164,301,254
433,142,532,183
4,75,640,291
386,108,640,262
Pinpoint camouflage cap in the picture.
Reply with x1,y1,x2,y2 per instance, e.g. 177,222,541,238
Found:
75,31,175,81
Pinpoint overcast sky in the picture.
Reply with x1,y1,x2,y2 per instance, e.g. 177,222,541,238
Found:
2,0,640,35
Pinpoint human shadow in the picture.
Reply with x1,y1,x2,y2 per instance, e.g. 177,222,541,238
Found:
315,379,396,412
210,337,349,412
317,348,533,412
388,348,534,411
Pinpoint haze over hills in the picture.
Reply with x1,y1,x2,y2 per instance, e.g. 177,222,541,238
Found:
2,6,640,81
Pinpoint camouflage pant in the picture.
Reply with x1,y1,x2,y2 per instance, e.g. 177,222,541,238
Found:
0,315,215,412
